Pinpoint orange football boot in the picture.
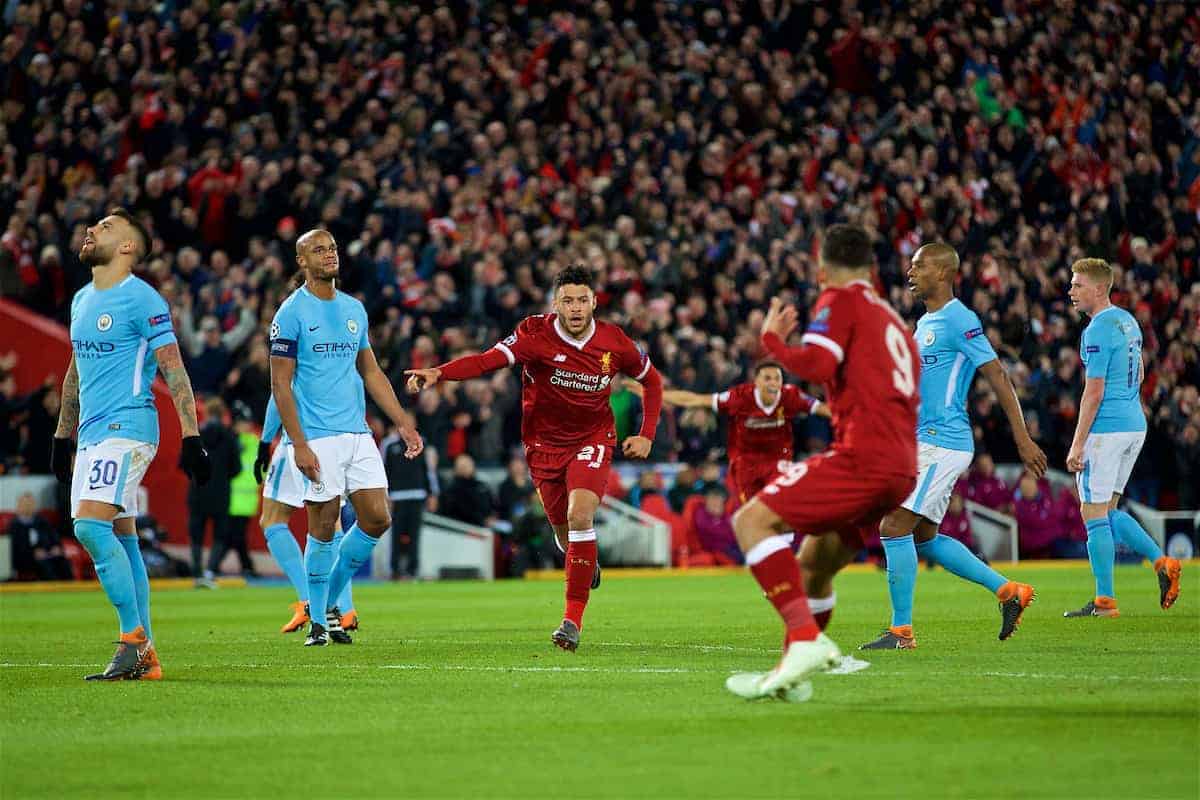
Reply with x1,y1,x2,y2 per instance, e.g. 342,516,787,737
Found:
281,601,310,633
1154,556,1182,610
997,581,1035,640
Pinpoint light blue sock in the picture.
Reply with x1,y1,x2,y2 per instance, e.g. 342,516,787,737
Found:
1108,509,1162,564
327,525,378,614
332,530,354,612
265,524,308,603
916,534,1007,594
74,519,141,634
304,536,336,628
117,534,153,640
1085,518,1116,599
883,535,918,628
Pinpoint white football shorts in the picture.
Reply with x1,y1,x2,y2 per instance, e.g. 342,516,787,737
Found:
71,437,157,520
1076,430,1145,504
263,441,307,509
301,432,386,503
900,442,974,524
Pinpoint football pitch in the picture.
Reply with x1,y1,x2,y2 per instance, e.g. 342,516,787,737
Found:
1,564,1197,799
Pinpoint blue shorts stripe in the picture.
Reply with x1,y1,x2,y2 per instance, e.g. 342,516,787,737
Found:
269,453,286,500
911,462,939,513
111,451,132,511
1081,460,1092,503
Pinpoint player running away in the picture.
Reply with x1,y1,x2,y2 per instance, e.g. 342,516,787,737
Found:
628,361,831,505
725,224,920,702
405,265,663,652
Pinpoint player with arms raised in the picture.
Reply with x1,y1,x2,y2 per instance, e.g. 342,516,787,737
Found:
724,224,919,702
270,229,423,646
861,243,1047,650
1063,258,1181,618
51,208,212,680
406,265,663,651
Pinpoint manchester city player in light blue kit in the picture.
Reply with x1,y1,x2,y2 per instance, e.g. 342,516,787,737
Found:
862,243,1048,650
250,395,359,636
1064,258,1182,618
51,208,212,680
270,228,423,646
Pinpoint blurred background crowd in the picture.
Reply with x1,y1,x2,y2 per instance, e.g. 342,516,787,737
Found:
2,0,1199,575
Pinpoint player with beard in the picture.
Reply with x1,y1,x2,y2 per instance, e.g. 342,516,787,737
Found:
52,208,213,680
405,265,663,652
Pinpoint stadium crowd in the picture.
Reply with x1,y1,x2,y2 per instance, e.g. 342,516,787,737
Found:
2,0,1199,570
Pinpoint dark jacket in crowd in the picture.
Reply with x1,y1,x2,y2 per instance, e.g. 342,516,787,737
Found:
188,418,242,511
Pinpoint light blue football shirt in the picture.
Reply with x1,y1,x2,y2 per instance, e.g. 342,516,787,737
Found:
69,275,177,447
914,298,998,452
1081,305,1146,434
269,286,370,442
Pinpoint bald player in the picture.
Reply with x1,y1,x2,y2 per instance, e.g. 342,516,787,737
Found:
861,243,1048,650
269,228,423,646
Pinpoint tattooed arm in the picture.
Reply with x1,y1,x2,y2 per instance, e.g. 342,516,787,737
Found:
153,343,199,437
55,356,80,438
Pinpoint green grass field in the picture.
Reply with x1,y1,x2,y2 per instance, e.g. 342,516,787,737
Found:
1,563,1197,799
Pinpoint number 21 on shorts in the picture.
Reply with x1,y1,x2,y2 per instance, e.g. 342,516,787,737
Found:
576,445,606,469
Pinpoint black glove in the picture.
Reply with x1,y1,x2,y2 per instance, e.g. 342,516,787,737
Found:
254,441,271,484
180,435,212,486
51,437,75,483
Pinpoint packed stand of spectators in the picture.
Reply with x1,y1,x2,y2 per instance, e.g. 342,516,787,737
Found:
2,0,1198,518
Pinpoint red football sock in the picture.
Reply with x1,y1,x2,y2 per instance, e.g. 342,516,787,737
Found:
563,530,597,628
746,536,819,643
814,609,833,631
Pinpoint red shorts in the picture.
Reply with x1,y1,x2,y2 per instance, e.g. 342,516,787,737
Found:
728,458,786,506
756,451,915,550
525,441,614,527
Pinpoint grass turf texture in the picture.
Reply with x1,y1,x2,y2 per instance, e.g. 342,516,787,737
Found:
1,564,1197,800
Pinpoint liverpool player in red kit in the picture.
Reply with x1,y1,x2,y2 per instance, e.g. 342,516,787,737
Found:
405,266,663,651
648,362,830,504
725,224,920,702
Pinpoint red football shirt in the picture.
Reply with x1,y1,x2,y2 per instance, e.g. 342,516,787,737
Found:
714,382,819,464
492,314,651,449
764,279,919,476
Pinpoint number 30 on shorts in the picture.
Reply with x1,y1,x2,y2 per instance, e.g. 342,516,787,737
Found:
576,445,607,469
89,459,118,487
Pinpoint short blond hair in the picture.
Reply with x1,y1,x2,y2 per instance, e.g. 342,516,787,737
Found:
1071,258,1113,289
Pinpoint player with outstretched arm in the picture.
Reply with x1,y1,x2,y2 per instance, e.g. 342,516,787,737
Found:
406,265,663,652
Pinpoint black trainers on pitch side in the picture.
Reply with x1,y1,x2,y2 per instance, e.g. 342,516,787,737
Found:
304,622,330,647
591,562,602,590
551,619,580,652
84,641,147,681
326,607,353,645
